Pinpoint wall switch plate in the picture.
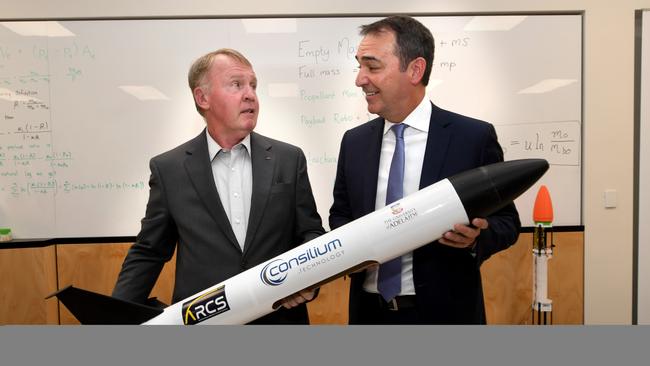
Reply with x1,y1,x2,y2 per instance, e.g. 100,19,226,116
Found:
604,189,617,208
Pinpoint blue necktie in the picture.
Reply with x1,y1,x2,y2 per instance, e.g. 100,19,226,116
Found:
377,123,406,302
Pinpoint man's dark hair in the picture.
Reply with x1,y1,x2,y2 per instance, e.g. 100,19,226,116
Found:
360,15,435,86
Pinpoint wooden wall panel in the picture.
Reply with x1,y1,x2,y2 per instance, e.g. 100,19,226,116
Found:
309,232,583,325
307,277,350,325
482,234,535,324
482,232,584,324
546,232,584,324
0,247,58,325
54,242,351,325
56,243,176,324
0,231,582,325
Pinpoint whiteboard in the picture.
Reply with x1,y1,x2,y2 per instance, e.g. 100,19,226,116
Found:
0,15,582,239
637,10,650,325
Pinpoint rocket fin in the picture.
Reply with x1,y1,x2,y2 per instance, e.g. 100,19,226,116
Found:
46,285,164,324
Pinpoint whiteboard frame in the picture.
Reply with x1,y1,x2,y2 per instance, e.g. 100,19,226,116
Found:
0,12,584,242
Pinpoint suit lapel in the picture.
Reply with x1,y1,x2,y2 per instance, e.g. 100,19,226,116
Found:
363,119,384,214
184,130,240,250
243,132,274,255
420,103,452,188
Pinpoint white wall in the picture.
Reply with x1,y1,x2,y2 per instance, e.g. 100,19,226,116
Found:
3,0,646,324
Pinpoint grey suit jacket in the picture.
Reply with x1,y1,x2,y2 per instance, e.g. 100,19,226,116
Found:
113,130,324,324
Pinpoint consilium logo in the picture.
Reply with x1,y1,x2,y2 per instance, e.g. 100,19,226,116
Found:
260,239,343,286
260,259,287,286
182,286,230,325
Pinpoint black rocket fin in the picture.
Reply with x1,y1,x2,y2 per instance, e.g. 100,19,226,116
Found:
46,285,164,324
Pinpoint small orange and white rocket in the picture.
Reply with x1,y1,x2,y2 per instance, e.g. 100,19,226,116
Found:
532,185,554,325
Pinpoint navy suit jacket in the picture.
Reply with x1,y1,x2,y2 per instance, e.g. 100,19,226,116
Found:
329,103,520,324
113,130,324,324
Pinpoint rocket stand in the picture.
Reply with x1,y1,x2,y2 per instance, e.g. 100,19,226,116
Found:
532,223,554,325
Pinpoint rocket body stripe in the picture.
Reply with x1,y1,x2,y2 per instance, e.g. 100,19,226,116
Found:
144,179,466,325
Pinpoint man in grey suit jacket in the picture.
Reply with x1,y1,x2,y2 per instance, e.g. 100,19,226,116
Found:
113,49,325,324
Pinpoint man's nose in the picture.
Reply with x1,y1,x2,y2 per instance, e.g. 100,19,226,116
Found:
355,69,367,87
243,86,256,101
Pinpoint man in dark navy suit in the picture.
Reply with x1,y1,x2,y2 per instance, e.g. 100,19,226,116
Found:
329,16,520,324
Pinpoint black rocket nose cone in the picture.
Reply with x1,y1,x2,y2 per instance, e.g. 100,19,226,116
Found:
447,159,549,219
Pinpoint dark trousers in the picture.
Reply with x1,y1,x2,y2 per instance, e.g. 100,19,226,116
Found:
354,291,421,325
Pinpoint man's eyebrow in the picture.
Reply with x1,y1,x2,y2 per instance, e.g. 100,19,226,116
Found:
356,55,381,63
227,73,255,80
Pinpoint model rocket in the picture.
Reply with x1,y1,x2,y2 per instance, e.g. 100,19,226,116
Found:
49,158,549,325
531,185,554,325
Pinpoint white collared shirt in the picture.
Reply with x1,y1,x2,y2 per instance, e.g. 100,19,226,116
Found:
363,96,432,295
206,131,253,250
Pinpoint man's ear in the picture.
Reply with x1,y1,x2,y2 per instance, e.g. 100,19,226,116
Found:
408,57,426,85
193,87,209,111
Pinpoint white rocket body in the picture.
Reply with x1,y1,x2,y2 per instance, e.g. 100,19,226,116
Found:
50,158,549,325
144,179,467,325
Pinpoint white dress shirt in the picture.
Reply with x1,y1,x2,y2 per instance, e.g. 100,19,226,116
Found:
363,96,431,295
207,131,253,250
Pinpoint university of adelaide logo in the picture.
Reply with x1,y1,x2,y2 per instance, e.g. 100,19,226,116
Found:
182,286,230,325
384,203,418,230
390,203,404,215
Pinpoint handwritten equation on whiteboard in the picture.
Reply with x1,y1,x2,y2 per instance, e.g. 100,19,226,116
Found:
496,121,580,166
